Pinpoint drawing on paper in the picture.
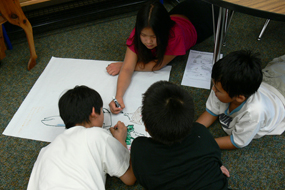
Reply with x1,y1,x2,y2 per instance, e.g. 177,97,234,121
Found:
41,107,147,147
181,50,223,90
123,106,143,125
126,124,145,145
102,108,112,129
126,125,135,145
41,107,143,129
123,107,146,146
41,116,64,127
184,53,213,81
41,108,113,128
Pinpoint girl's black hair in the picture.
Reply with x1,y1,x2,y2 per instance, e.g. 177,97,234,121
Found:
133,0,175,69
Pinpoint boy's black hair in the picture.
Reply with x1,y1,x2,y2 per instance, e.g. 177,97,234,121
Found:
58,85,103,129
134,0,175,69
142,81,194,145
212,50,263,98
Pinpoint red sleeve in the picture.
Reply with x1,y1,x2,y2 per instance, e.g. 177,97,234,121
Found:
126,28,137,53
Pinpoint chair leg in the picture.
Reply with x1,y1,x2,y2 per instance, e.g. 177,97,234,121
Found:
258,19,270,41
0,25,7,60
2,25,13,50
0,0,37,70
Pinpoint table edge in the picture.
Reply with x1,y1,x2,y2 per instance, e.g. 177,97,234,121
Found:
201,0,285,22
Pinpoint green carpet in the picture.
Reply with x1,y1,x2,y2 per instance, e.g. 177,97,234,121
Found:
0,1,285,189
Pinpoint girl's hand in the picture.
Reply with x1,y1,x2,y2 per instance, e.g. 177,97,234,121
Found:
109,121,128,148
109,97,125,114
106,62,123,76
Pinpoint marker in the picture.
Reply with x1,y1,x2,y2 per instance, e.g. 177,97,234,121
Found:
112,96,123,113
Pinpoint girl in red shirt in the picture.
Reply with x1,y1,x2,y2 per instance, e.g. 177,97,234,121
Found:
107,0,217,114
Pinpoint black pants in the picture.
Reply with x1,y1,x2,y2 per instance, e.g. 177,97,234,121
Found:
169,0,219,44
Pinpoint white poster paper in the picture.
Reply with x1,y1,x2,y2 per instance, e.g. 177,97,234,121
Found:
3,57,171,148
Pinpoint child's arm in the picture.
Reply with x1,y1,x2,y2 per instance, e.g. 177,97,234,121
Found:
134,54,176,71
110,121,136,185
109,47,137,114
215,136,237,149
106,54,176,75
196,110,218,128
119,160,136,186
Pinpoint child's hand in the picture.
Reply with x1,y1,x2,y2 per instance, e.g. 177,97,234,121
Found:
110,121,127,148
109,97,125,114
106,62,123,76
220,165,230,177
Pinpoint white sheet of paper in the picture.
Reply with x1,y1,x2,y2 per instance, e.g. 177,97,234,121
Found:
181,50,222,90
3,57,171,146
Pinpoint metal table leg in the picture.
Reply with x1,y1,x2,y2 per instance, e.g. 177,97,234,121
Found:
213,7,226,64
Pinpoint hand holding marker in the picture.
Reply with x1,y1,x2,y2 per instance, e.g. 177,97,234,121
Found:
113,96,123,114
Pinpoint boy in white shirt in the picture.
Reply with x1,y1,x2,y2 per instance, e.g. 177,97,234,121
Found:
197,50,285,149
27,85,136,190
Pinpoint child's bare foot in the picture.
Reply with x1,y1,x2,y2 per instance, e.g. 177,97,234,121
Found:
220,165,230,177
